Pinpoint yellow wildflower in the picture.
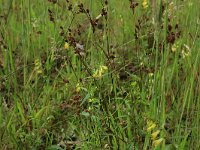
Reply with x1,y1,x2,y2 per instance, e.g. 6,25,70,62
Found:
37,70,43,74
147,120,156,132
152,138,164,147
93,65,108,78
142,0,148,9
101,65,108,70
76,83,81,92
34,58,43,74
148,73,154,77
89,98,95,103
172,44,178,52
92,71,99,78
147,123,156,132
151,130,160,140
64,42,69,50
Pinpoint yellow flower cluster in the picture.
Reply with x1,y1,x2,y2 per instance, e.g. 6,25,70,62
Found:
64,42,69,50
76,83,81,92
93,65,108,78
147,120,164,147
34,58,43,74
147,120,156,132
142,0,148,9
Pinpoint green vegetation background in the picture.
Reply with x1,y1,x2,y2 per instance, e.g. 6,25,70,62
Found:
0,0,199,149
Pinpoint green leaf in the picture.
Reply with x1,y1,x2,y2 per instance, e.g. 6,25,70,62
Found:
80,93,90,106
81,111,90,117
164,144,177,150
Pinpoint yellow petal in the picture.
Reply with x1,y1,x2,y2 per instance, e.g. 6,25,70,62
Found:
98,71,102,78
147,122,156,132
151,130,160,140
172,47,176,52
93,71,99,78
152,138,164,147
142,0,148,9
102,65,108,70
36,69,43,74
76,83,81,92
64,42,69,50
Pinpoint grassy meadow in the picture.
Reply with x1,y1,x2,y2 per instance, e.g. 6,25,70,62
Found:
0,0,200,149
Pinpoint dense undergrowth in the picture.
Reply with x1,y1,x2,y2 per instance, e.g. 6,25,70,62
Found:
0,0,200,149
